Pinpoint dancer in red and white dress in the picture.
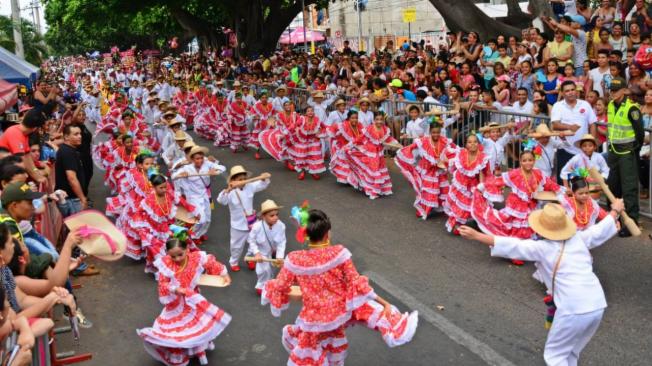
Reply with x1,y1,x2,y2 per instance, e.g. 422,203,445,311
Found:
193,95,218,140
328,110,365,184
560,177,608,231
345,112,400,199
227,93,250,153
133,174,200,273
444,134,491,233
291,106,327,180
262,210,418,366
249,91,275,160
395,124,457,219
471,150,564,262
212,93,231,147
138,237,232,366
106,134,138,193
259,100,299,171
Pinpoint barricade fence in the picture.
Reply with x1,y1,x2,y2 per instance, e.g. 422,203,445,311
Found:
217,81,652,218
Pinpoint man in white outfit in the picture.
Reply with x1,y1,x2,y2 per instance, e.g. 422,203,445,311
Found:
307,91,336,122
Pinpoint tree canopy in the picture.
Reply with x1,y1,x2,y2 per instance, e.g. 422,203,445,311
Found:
43,0,548,57
0,15,48,65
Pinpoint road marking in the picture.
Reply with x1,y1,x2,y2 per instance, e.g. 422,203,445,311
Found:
365,271,517,366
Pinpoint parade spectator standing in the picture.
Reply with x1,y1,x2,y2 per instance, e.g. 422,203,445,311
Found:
606,77,645,236
71,105,94,188
55,125,88,217
551,80,597,181
0,110,47,185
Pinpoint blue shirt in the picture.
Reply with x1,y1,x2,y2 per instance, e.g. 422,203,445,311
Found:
402,90,417,102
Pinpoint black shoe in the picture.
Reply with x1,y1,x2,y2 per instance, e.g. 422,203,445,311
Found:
618,228,632,238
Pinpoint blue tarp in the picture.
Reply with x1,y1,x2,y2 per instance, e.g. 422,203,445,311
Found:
0,46,39,88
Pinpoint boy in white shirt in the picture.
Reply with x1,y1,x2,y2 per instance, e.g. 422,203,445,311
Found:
481,122,516,175
560,134,609,189
528,124,572,178
248,200,286,295
172,145,226,240
217,165,271,272
401,104,429,139
307,91,336,122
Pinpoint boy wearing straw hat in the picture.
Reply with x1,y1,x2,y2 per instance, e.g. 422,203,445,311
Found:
528,124,573,178
172,146,226,240
459,200,624,366
217,166,271,272
401,104,429,139
559,134,609,189
272,85,289,113
248,200,286,295
162,130,187,169
357,97,374,126
325,99,348,127
307,90,336,122
480,122,517,175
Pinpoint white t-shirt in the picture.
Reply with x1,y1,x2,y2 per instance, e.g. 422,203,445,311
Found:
550,99,597,154
588,67,609,97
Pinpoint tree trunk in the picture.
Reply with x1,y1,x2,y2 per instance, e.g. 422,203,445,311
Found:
428,0,524,39
169,6,223,50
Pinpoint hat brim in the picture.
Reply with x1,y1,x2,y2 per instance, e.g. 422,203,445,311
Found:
260,205,283,215
64,210,126,261
533,191,560,202
175,205,197,224
405,104,423,114
228,170,251,181
574,138,597,148
188,146,209,157
528,209,576,241
479,124,503,132
198,274,229,287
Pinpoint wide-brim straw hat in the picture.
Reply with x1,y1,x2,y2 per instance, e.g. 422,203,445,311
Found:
167,118,182,128
405,104,422,114
175,205,197,224
574,133,598,148
260,199,283,215
479,122,502,132
233,80,241,87
187,145,209,157
183,141,196,150
533,191,559,202
275,85,288,93
357,97,371,106
158,100,169,107
148,91,158,97
334,99,346,107
228,165,250,181
528,124,558,138
64,210,126,261
528,203,577,241
312,91,325,99
174,130,187,141
163,111,177,119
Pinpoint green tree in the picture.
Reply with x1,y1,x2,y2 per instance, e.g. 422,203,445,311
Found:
0,15,48,65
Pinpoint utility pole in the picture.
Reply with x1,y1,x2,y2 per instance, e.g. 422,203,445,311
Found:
10,0,25,59
356,0,362,52
302,0,308,53
309,4,315,55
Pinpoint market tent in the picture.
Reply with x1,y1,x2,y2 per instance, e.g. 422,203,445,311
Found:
0,46,40,87
279,27,325,44
0,79,17,114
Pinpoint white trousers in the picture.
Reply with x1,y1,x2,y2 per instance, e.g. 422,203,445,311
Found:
229,228,253,266
253,242,277,290
544,309,604,366
186,196,211,238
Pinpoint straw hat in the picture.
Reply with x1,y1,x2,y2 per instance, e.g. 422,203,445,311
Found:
357,97,371,106
167,118,182,128
64,210,126,261
405,104,422,114
228,165,250,181
528,124,557,138
174,130,187,141
574,134,598,148
233,80,241,87
187,145,209,157
479,122,502,132
183,141,196,151
275,85,287,93
163,110,177,119
175,205,197,224
533,191,559,202
528,203,577,241
312,91,325,99
334,99,346,107
197,274,229,287
158,100,169,107
148,91,158,97
260,199,283,215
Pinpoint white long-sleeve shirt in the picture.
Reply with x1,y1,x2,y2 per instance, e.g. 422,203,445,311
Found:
358,110,374,127
161,130,193,154
216,180,270,231
535,137,571,178
247,219,286,259
560,151,609,181
307,95,337,122
162,143,185,167
172,160,226,199
402,118,429,138
492,215,617,315
325,110,348,127
482,132,514,172
272,96,290,113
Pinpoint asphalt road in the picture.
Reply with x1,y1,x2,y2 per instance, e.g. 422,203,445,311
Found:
56,128,652,366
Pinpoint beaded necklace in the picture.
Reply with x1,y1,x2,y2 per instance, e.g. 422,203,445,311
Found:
175,256,189,274
156,194,170,215
573,198,589,225
521,168,535,194
308,240,330,249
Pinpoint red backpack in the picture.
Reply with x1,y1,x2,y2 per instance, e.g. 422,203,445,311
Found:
634,45,652,70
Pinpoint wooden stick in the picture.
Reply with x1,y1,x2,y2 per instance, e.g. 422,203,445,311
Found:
229,174,270,188
172,172,220,180
588,168,641,236
244,256,283,264
383,142,403,150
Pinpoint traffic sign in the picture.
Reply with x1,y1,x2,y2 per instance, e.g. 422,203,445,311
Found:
402,8,416,23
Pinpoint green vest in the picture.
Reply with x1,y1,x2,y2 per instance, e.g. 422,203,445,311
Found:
607,98,637,147
0,212,23,243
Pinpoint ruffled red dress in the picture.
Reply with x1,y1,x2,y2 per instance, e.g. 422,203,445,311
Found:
107,147,137,193
395,136,457,219
133,190,201,273
211,101,231,147
248,101,275,150
328,121,364,184
137,251,231,366
290,115,327,174
471,168,563,238
345,125,398,199
262,245,418,366
560,196,608,231
444,149,491,232
227,101,250,150
259,111,299,163
193,97,217,140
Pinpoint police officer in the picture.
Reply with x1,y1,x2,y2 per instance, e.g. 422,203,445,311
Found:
606,77,645,237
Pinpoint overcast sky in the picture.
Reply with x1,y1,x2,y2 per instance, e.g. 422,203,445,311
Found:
0,0,48,32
